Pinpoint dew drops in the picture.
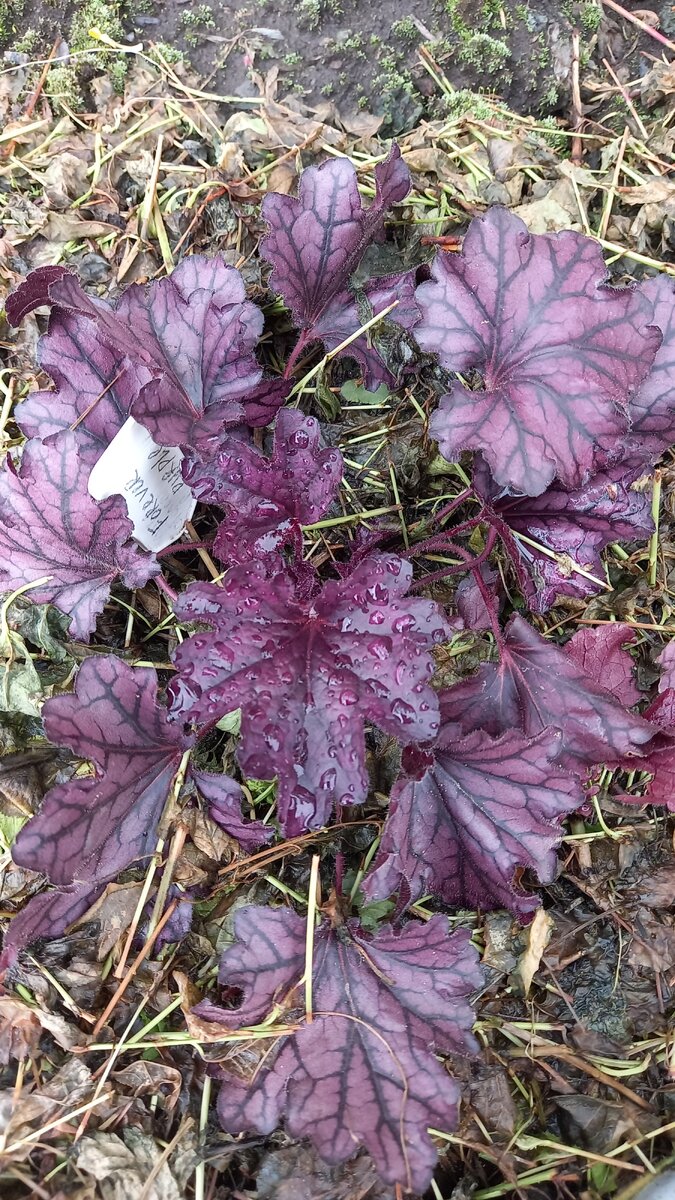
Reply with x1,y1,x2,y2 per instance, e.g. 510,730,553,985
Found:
366,582,389,605
391,698,416,725
393,614,415,634
289,428,310,449
319,768,336,791
369,610,386,626
339,688,358,706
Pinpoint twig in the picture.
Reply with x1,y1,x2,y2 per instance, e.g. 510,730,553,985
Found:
600,0,675,56
91,899,178,1037
571,30,584,166
602,59,648,139
1,36,61,160
597,125,630,241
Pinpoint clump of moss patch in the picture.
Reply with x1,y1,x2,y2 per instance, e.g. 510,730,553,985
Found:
298,0,343,30
441,87,499,122
0,0,24,42
390,16,419,43
45,65,84,113
457,32,511,77
69,0,127,92
179,4,215,47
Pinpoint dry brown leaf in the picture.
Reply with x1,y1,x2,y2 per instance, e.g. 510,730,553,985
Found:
516,908,554,996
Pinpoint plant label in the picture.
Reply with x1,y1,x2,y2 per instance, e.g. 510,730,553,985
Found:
88,416,196,552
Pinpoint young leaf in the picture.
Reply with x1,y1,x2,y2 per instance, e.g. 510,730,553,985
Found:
191,769,273,852
565,624,641,707
439,614,654,766
364,731,582,916
6,257,274,450
304,271,421,387
168,554,450,835
260,146,410,350
417,208,660,495
184,410,343,564
0,433,158,639
474,459,653,612
11,657,256,887
197,905,480,1193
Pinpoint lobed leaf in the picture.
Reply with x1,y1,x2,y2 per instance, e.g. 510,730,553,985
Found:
0,433,158,639
474,458,653,612
168,554,450,835
364,727,582,915
418,208,660,495
621,276,675,465
184,409,343,564
439,614,654,767
565,624,641,707
11,656,257,888
260,146,410,354
0,882,104,972
6,257,279,451
197,904,480,1193
15,311,140,468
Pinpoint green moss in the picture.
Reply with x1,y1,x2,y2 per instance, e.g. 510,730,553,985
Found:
149,41,184,66
581,2,602,29
457,32,510,75
282,50,302,65
0,0,24,42
390,16,419,43
514,2,537,30
442,87,498,121
179,3,215,46
536,115,568,153
298,0,343,29
15,26,38,53
45,65,84,112
69,0,124,60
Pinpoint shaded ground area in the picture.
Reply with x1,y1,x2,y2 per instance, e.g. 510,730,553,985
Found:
2,0,673,132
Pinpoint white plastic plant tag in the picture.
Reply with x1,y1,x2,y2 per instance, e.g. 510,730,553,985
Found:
88,417,196,553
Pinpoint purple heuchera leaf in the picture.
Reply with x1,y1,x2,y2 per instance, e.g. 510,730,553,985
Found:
474,459,653,612
261,145,411,369
10,656,258,888
196,905,480,1193
565,624,641,707
6,257,280,450
620,276,675,465
615,687,675,812
365,727,582,915
11,656,189,886
0,432,158,639
184,409,343,564
440,614,654,767
0,882,104,973
657,642,675,694
168,554,451,835
192,769,273,852
15,311,141,468
418,208,660,495
307,270,421,387
454,565,500,632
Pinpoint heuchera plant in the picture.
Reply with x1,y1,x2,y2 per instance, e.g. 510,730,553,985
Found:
3,143,675,1191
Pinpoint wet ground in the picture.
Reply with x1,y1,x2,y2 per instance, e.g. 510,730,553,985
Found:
5,0,673,134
